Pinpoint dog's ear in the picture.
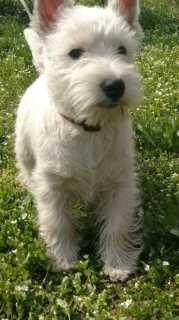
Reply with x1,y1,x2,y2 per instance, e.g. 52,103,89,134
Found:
31,0,74,34
107,0,143,39
24,28,45,74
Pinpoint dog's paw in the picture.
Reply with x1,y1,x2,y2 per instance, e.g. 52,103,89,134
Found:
51,260,74,273
104,267,131,282
17,173,30,188
47,250,75,272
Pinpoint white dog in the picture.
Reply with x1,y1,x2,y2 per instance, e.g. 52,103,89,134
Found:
15,0,143,282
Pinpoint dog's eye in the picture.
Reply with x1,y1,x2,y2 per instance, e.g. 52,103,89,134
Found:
118,46,126,55
69,49,83,59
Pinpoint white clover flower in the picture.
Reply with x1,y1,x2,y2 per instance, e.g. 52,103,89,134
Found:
163,261,169,266
11,220,17,224
144,264,150,271
171,173,178,179
176,131,179,137
15,284,29,292
15,285,21,291
21,213,27,219
21,285,29,292
120,299,133,308
12,249,17,254
135,282,139,288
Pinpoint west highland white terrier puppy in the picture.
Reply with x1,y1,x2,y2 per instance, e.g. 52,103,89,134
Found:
15,0,143,282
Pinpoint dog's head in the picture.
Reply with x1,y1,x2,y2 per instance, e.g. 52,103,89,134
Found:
25,0,142,126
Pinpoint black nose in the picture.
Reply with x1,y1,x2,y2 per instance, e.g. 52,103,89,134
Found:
100,79,125,101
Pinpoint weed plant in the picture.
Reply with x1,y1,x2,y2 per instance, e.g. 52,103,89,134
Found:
0,0,179,319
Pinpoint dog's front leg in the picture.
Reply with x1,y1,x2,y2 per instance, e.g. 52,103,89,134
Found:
97,179,141,282
33,173,78,272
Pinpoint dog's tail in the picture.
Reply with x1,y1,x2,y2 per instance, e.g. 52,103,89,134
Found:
20,0,33,21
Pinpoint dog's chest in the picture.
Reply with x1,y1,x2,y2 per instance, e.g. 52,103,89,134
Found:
39,110,131,201
59,131,117,201
44,123,118,197
60,127,116,174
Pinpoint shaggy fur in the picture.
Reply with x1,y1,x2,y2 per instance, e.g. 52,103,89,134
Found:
15,0,143,282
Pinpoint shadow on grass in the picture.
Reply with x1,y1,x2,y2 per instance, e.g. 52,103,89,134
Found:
139,0,178,35
0,0,32,24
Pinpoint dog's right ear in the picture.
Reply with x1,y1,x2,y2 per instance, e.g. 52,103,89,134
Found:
31,0,74,34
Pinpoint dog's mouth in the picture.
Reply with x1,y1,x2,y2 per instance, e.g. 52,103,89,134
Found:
98,99,127,110
98,100,119,109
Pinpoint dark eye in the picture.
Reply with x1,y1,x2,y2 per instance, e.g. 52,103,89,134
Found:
118,46,126,55
69,49,83,59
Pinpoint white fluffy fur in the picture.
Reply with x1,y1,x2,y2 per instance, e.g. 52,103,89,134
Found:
15,0,142,281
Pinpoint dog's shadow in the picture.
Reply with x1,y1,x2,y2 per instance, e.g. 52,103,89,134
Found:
140,3,177,44
72,202,99,256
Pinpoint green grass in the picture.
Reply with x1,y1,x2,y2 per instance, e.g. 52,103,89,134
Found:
0,0,179,319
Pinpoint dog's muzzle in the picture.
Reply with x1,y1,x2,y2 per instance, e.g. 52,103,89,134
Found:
100,79,125,102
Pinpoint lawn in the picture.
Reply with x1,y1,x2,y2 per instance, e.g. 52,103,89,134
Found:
0,0,179,319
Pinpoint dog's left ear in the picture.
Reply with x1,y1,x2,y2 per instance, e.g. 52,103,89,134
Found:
107,0,143,39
